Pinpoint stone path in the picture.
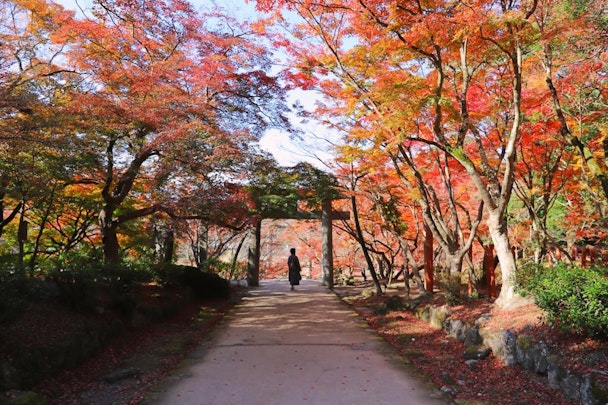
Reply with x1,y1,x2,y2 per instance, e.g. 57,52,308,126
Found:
145,279,448,405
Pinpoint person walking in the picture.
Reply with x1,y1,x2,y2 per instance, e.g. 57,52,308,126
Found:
287,248,302,290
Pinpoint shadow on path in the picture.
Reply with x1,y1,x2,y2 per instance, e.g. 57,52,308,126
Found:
145,279,447,405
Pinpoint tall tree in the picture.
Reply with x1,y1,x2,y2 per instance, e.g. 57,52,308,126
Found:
256,0,541,306
513,105,576,263
0,0,91,267
535,0,608,199
47,0,290,262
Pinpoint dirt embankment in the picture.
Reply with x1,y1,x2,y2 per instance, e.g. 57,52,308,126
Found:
1,283,246,405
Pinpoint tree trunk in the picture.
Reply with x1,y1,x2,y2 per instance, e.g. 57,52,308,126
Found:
230,234,247,282
246,218,261,287
398,235,425,292
0,199,22,238
102,227,120,264
163,230,174,264
351,195,383,295
423,224,434,293
99,206,120,264
17,206,27,273
447,254,463,275
488,210,516,306
196,221,208,269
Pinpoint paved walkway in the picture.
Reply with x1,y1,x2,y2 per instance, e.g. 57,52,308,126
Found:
146,280,447,405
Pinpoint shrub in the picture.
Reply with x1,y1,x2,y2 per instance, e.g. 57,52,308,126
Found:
152,264,230,299
0,274,28,323
178,266,230,299
206,257,236,280
44,252,153,312
48,263,111,311
439,273,464,306
228,261,247,282
514,262,544,296
0,257,52,323
374,294,404,315
526,263,608,338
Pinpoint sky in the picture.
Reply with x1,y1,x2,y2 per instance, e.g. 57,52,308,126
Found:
55,0,338,169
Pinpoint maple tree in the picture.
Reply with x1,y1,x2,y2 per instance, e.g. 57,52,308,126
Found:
0,0,605,306
328,135,427,293
512,101,576,263
328,158,385,294
253,0,607,305
254,0,541,305
362,172,427,294
0,0,96,271
0,0,294,270
534,0,608,197
392,143,484,283
529,0,608,260
45,0,290,263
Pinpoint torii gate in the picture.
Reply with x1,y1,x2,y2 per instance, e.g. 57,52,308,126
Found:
246,198,349,289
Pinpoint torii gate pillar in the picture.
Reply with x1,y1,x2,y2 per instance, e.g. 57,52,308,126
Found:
321,199,350,289
246,218,261,287
321,199,334,289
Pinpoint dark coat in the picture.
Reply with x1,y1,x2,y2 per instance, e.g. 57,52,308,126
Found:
288,253,302,285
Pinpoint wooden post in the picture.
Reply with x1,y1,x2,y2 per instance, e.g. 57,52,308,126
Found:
18,219,28,272
468,245,474,295
424,224,434,293
581,247,588,268
484,244,496,299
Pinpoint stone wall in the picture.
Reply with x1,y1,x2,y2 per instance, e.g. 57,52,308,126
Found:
0,290,193,392
416,304,608,405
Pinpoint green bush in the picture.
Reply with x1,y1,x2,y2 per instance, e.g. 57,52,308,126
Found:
206,257,235,280
439,273,464,306
514,262,544,295
0,275,28,323
48,265,111,311
228,261,247,282
0,258,50,323
44,252,153,311
374,294,404,315
152,264,230,299
177,266,230,299
526,263,608,338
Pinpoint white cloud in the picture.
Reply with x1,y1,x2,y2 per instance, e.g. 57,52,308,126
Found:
259,129,300,166
259,128,337,170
